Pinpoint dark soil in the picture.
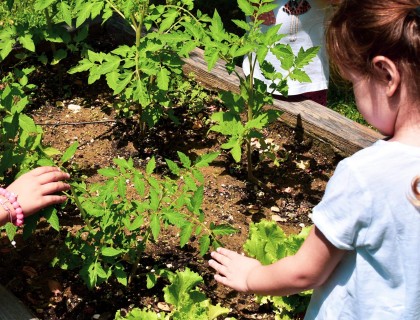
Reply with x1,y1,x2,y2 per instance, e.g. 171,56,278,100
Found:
0,28,343,320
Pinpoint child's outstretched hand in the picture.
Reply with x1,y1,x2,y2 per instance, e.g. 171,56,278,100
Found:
209,247,262,293
6,166,71,216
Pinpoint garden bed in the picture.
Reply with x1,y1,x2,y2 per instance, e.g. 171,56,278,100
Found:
0,59,343,320
0,13,382,320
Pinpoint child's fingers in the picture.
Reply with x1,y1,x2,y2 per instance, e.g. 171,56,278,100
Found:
39,195,68,208
37,170,71,185
29,166,62,176
210,250,231,266
41,181,71,195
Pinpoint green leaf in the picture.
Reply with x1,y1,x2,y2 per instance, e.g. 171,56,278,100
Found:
191,186,204,213
163,268,203,307
230,143,242,163
208,304,230,320
60,1,73,27
180,223,193,247
43,207,59,231
290,69,311,83
98,168,119,177
60,141,78,164
68,59,94,73
146,157,156,175
199,235,211,256
52,49,67,65
101,247,122,257
203,46,219,72
18,35,35,52
237,0,255,16
295,46,320,69
150,214,160,240
157,68,170,91
232,19,251,32
159,9,178,32
210,224,237,236
177,151,191,169
114,263,127,286
34,0,55,11
194,152,219,168
166,159,180,175
18,114,37,132
42,147,60,156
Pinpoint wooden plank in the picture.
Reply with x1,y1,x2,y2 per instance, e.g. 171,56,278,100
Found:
0,285,38,320
182,48,384,156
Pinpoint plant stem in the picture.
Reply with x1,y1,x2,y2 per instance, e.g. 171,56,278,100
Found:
69,185,93,231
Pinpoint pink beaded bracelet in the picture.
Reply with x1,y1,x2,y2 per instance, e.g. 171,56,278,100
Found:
0,188,24,226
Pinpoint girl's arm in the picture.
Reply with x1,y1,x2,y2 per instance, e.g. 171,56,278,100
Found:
209,226,345,296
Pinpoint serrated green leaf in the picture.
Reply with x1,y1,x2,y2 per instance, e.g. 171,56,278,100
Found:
60,1,72,27
180,223,193,247
146,157,156,175
101,247,122,257
157,68,170,91
34,0,55,11
60,141,78,164
177,151,191,169
166,159,180,175
51,49,67,65
98,167,119,177
210,224,237,236
238,0,255,16
18,34,35,52
191,186,204,213
150,213,160,240
290,68,311,83
159,9,177,32
295,46,320,69
18,114,37,132
231,143,242,163
43,207,59,231
199,235,211,256
114,263,127,286
194,152,219,168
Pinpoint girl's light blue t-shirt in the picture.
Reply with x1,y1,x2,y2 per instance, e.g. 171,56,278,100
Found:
306,140,420,319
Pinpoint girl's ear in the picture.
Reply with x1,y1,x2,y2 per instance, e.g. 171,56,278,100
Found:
372,56,401,97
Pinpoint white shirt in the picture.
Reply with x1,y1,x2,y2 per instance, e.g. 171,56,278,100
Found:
242,0,329,95
306,140,420,319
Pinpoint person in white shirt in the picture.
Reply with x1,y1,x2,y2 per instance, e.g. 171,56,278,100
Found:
243,0,340,106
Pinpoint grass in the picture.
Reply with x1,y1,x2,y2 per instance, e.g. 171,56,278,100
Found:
0,0,45,28
327,78,368,126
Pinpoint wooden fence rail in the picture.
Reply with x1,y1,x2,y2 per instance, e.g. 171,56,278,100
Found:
183,48,384,156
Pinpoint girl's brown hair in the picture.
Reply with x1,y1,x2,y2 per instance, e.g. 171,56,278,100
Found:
326,0,420,95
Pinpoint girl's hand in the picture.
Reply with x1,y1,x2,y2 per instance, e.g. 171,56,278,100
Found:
6,167,71,216
209,247,262,292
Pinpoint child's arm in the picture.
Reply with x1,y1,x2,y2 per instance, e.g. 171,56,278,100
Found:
209,226,345,296
0,167,70,226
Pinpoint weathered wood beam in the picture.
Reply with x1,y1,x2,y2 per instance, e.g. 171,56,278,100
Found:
182,48,383,156
0,285,37,320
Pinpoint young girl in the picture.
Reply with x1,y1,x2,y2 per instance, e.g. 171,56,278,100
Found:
0,167,70,227
209,1,420,318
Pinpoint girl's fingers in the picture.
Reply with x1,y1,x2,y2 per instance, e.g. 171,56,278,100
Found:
40,181,71,195
29,166,62,176
38,195,68,208
37,170,71,185
210,250,231,266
